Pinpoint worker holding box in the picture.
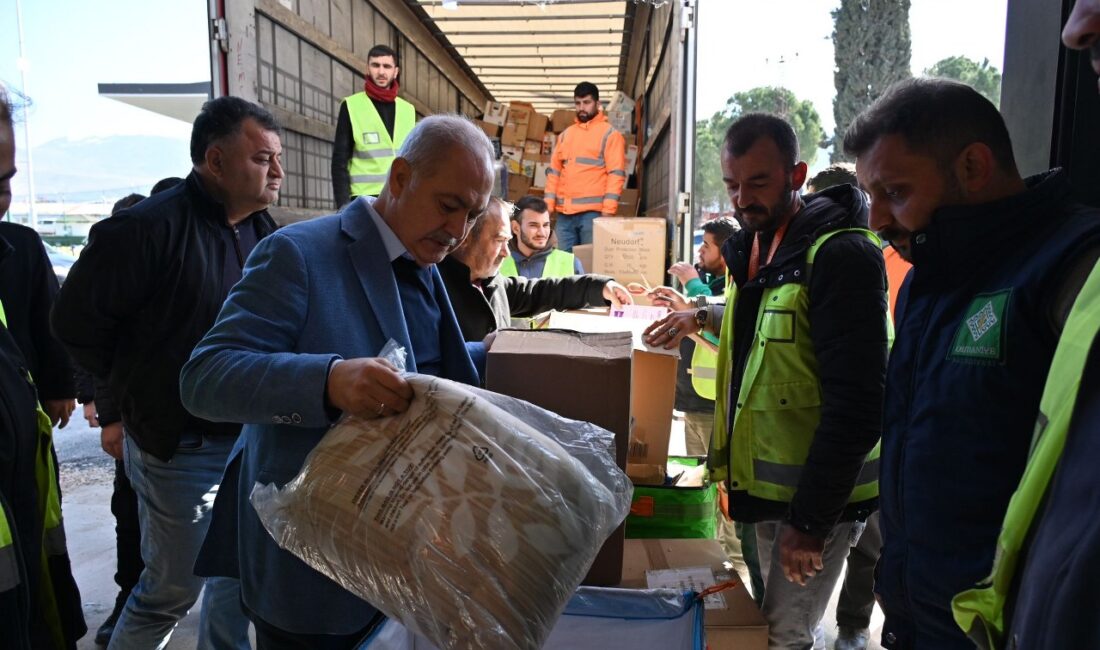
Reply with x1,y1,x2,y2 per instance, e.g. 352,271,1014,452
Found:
545,82,627,251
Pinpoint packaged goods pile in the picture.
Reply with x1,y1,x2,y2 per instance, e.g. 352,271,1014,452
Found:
251,374,633,650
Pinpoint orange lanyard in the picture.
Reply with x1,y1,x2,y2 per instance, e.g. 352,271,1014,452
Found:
747,222,788,281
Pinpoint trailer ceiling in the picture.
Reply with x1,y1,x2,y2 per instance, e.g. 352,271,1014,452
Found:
414,0,632,114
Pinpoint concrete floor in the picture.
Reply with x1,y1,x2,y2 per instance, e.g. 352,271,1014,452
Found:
55,414,883,649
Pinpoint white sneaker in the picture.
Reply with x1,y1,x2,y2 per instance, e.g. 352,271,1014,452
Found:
834,626,870,650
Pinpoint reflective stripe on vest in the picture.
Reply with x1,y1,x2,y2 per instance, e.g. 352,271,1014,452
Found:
951,259,1100,650
0,502,18,592
499,249,575,279
709,228,887,504
345,93,415,197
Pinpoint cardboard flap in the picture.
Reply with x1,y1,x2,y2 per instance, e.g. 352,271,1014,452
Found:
547,311,679,358
493,329,632,360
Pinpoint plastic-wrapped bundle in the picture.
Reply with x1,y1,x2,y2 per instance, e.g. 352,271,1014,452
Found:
251,374,632,650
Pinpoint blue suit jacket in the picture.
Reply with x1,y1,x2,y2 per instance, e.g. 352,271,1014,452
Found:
180,199,480,634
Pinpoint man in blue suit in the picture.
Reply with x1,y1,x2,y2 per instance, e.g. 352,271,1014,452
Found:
180,114,494,648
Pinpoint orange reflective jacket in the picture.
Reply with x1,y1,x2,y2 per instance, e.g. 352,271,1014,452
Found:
545,110,627,216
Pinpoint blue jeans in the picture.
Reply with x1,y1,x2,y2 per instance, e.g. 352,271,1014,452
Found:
554,210,600,251
110,433,250,650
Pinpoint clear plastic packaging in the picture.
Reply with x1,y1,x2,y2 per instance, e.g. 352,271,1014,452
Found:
250,350,632,650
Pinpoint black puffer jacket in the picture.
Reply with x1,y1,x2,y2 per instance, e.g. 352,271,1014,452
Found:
51,172,276,460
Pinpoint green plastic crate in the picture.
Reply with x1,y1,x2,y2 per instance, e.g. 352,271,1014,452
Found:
626,457,718,539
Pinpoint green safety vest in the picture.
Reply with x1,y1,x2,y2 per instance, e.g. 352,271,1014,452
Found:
708,229,886,503
951,259,1100,650
499,249,576,279
0,298,73,647
345,93,415,198
689,272,733,400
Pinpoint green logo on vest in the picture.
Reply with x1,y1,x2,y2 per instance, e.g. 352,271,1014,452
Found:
949,290,1011,364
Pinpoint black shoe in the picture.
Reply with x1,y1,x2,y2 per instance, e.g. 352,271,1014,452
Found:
94,594,128,646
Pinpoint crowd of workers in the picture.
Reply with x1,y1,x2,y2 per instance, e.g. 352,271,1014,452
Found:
1,2,1099,649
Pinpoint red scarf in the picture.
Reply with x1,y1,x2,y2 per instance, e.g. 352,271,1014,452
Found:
364,77,399,102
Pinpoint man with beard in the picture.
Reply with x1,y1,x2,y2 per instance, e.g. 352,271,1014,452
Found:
331,45,414,207
952,4,1100,649
544,82,627,251
645,113,889,649
440,196,632,343
499,196,584,279
844,78,1100,650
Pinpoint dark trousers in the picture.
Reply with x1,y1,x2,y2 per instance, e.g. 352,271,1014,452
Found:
837,512,882,629
249,603,385,650
112,458,144,602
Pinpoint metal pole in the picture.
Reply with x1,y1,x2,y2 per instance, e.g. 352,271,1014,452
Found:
15,0,37,229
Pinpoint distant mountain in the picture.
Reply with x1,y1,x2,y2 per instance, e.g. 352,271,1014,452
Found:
17,135,191,202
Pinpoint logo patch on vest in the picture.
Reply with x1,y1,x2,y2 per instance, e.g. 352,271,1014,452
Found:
363,131,380,144
949,290,1011,364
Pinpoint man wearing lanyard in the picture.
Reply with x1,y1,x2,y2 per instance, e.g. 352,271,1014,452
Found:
645,113,889,649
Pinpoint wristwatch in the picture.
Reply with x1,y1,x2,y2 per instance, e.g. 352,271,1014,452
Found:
694,295,708,309
694,306,709,330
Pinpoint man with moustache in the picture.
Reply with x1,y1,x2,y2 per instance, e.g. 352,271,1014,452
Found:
180,116,494,647
645,113,889,649
844,78,1100,650
53,96,281,648
953,4,1100,649
331,45,414,207
441,196,631,343
545,82,627,251
500,196,584,279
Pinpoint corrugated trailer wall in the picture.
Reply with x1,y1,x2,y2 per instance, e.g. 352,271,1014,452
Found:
220,0,489,217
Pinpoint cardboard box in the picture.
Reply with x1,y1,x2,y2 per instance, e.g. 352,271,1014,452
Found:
533,162,551,187
483,101,507,126
521,160,536,179
608,109,633,135
526,112,549,141
593,217,667,290
606,90,636,115
507,102,534,127
475,119,500,139
527,186,544,198
616,188,640,216
501,145,524,163
523,139,543,158
542,132,557,154
572,243,593,274
624,144,639,175
620,539,768,649
501,124,527,148
552,109,575,133
505,174,531,202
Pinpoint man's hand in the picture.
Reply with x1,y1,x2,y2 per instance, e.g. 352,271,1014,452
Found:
647,286,691,311
101,422,124,460
83,402,99,428
602,281,634,308
326,357,414,420
643,309,700,349
43,398,76,429
778,524,826,586
668,262,700,284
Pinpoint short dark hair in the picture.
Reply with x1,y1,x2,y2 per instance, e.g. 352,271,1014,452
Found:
574,82,599,101
368,45,399,67
190,96,281,165
512,196,548,222
701,217,739,246
112,193,145,215
150,177,183,195
0,85,12,130
808,163,857,192
724,113,799,168
843,78,1018,173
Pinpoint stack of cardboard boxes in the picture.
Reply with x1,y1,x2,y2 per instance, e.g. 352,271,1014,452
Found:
476,100,553,203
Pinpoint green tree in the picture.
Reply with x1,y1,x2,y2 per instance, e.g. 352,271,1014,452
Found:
831,0,912,162
924,55,1002,107
694,87,824,217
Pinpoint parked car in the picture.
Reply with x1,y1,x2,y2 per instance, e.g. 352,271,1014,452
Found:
44,242,76,284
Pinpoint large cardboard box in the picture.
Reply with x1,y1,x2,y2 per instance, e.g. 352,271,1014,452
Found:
533,162,551,187
620,539,768,649
572,243,593,274
542,132,557,155
507,101,534,127
593,217,667,290
608,110,633,135
483,101,507,126
475,119,500,139
523,139,543,158
505,174,531,202
606,90,636,115
501,123,527,148
501,145,524,164
624,143,639,175
616,188,640,216
526,112,549,141
551,109,575,133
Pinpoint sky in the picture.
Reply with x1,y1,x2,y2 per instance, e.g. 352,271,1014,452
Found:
0,0,1009,198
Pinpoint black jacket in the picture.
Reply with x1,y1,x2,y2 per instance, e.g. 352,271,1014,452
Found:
720,184,888,537
51,172,276,461
0,222,75,401
438,256,613,341
331,98,396,208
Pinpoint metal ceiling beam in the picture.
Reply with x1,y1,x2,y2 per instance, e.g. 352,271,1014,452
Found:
478,73,617,78
469,64,624,70
452,41,623,48
439,28,625,35
460,53,624,59
421,0,624,5
430,13,627,22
